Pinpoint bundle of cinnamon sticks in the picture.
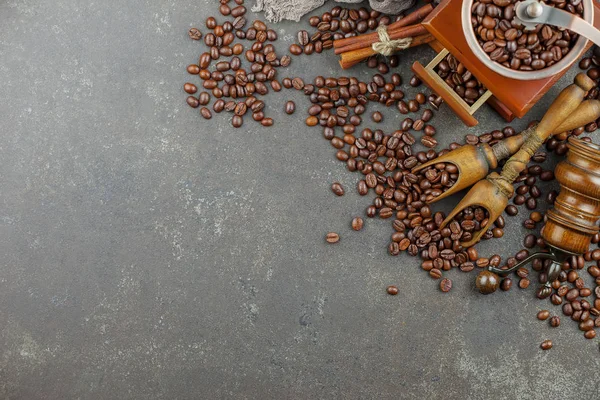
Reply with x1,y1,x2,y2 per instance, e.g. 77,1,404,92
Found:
333,4,435,69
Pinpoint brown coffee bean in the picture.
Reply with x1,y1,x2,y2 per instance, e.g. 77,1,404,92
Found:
584,330,596,339
292,77,305,90
331,182,344,196
231,115,243,127
505,205,518,216
325,232,340,244
186,96,200,108
387,285,399,295
289,44,303,55
200,107,212,119
440,278,452,292
352,217,364,231
188,28,202,40
306,116,318,126
429,268,442,279
537,310,550,320
357,180,368,196
500,278,512,291
284,101,295,115
261,118,274,127
540,340,553,350
421,136,438,148
297,30,309,45
184,82,198,94
580,319,595,331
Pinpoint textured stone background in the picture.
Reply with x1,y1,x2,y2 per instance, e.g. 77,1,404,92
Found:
1,0,599,398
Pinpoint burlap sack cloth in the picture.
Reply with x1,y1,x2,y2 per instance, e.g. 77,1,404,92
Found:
253,0,415,22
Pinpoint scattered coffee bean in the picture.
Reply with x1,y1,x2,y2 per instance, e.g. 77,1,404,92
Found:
331,182,345,196
540,340,553,350
188,28,203,40
352,217,364,231
440,278,452,292
285,101,296,114
326,232,340,244
537,310,550,321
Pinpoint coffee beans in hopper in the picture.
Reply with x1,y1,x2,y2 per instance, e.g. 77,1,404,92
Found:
471,0,584,71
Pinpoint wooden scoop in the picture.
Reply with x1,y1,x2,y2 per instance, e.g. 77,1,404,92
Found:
412,99,600,203
440,73,596,248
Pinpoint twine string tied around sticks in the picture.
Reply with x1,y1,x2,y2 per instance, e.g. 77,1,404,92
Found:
371,25,412,56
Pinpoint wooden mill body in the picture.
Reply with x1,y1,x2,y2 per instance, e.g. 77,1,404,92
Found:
412,0,600,126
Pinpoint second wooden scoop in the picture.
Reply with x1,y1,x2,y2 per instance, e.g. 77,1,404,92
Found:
412,99,600,203
440,73,596,248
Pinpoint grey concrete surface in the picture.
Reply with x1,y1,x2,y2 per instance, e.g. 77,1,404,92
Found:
1,0,599,399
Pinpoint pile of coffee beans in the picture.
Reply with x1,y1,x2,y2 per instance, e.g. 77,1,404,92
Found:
184,0,291,127
471,0,583,71
417,162,459,202
293,6,401,72
435,53,487,105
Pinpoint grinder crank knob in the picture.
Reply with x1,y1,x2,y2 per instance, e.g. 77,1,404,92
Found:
476,270,500,294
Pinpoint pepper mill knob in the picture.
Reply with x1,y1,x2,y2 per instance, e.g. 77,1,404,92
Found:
476,270,500,294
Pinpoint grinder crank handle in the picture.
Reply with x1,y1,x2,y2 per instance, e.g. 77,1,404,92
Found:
495,73,595,187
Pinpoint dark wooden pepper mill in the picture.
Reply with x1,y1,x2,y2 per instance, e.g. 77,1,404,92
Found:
476,137,600,296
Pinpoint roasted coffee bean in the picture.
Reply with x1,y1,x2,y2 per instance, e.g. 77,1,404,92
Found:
285,101,295,114
188,28,202,40
231,115,243,127
352,217,364,231
298,30,310,46
485,269,506,289
519,278,530,289
421,136,438,148
187,96,200,108
540,340,553,350
289,44,303,55
261,118,274,127
325,232,340,244
292,77,305,90
386,285,399,295
409,76,421,87
505,205,518,216
440,278,452,292
200,107,212,119
537,310,550,320
331,182,344,196
184,82,198,94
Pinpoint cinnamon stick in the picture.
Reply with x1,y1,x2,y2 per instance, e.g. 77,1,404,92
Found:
339,33,434,69
341,23,427,57
333,3,434,54
334,23,427,56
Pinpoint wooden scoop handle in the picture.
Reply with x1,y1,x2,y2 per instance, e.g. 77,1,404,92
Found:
492,99,600,162
497,73,595,188
554,99,600,133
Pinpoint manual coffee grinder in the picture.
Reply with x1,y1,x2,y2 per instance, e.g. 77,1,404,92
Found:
476,136,600,296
